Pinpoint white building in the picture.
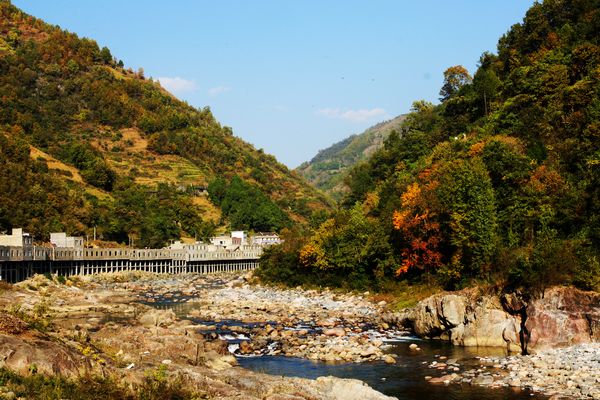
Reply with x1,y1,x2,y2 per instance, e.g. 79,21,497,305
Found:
50,232,84,248
251,232,283,246
210,235,232,247
0,228,33,247
231,231,247,245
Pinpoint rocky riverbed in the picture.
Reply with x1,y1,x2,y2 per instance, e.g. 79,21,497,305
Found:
105,272,408,363
0,271,597,399
0,272,396,400
424,343,600,399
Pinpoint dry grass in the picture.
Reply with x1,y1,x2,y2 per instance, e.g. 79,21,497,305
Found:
0,281,12,293
91,127,208,187
30,146,83,183
372,281,442,311
192,196,221,223
0,312,29,334
119,128,148,151
29,146,111,200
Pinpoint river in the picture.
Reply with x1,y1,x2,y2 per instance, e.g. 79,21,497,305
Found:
147,296,546,399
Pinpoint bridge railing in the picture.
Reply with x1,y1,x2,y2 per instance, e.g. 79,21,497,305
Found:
0,244,264,263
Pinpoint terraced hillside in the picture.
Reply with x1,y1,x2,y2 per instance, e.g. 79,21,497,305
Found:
0,0,330,246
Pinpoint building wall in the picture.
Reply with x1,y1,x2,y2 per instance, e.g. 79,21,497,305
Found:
0,228,31,247
0,229,265,264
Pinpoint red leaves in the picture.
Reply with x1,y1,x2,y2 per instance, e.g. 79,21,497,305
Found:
392,182,443,276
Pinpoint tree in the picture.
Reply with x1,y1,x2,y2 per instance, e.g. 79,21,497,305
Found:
99,46,112,65
436,158,498,280
473,68,500,115
208,176,289,232
439,65,472,101
300,203,393,286
392,181,443,276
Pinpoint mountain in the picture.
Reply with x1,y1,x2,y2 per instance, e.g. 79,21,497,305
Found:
259,0,600,293
0,0,330,247
296,114,406,200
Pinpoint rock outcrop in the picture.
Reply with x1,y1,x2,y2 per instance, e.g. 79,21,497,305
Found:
0,333,100,377
311,376,397,400
389,286,600,354
525,287,600,350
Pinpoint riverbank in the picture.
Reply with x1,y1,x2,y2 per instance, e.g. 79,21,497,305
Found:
0,273,395,400
0,272,596,399
424,343,600,399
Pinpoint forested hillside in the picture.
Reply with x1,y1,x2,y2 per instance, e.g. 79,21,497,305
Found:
296,115,406,200
258,0,600,293
0,0,330,246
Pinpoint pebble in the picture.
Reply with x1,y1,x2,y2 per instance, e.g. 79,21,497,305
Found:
425,343,600,399
112,273,411,364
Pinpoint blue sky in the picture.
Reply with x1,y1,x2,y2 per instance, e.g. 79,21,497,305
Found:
14,0,534,168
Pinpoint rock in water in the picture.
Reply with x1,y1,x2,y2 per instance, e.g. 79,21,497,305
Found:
314,376,398,400
383,355,396,364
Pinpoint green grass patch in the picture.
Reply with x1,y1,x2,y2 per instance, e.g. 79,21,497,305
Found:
0,366,210,400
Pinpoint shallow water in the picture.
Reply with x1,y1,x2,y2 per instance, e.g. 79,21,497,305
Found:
238,340,545,399
147,296,546,399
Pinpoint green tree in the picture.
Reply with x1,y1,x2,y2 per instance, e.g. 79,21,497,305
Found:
436,158,498,283
99,46,112,64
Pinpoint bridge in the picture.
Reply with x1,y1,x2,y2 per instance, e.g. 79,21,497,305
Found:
0,230,264,283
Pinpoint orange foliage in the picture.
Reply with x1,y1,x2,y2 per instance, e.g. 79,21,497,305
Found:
529,165,565,193
400,183,421,207
299,242,328,270
364,191,380,212
392,183,443,276
469,141,485,156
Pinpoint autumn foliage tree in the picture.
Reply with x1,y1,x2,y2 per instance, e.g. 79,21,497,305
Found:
257,0,600,291
392,181,442,276
439,65,472,100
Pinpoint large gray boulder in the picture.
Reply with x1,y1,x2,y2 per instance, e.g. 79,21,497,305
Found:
313,376,397,400
389,286,599,354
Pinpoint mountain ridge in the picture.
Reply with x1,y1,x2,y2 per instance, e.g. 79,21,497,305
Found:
296,114,406,200
0,0,330,246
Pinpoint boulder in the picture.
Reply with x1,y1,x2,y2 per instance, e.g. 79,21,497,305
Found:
395,286,600,353
360,346,378,357
525,287,600,352
239,340,253,354
204,351,237,371
0,333,98,378
138,309,176,328
314,376,397,400
439,295,465,327
429,374,457,384
382,355,396,364
323,328,345,337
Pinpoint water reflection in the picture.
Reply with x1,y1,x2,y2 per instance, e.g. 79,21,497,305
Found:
147,298,547,399
238,342,546,400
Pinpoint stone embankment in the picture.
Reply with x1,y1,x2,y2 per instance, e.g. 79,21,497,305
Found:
0,272,397,400
422,343,600,399
385,286,600,354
